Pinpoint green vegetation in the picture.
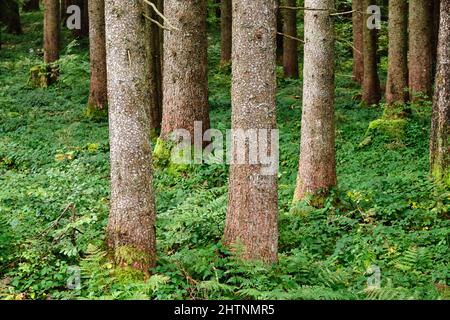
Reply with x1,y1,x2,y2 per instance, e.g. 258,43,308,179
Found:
0,10,448,301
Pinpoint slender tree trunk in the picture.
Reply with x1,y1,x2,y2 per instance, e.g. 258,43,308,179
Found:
161,0,210,141
385,0,408,106
23,0,40,12
146,0,163,132
362,0,381,105
105,0,157,273
276,0,284,65
220,0,232,66
86,0,107,114
432,0,440,80
430,0,450,186
282,0,299,78
0,0,23,34
44,0,60,63
294,0,336,203
408,0,433,100
224,0,278,264
352,0,364,84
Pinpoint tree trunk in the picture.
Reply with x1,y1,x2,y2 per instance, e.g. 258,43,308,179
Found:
408,0,433,100
146,0,163,132
220,0,232,66
161,0,210,141
282,0,299,78
432,0,440,73
23,0,40,12
276,0,283,65
105,0,157,273
385,0,408,106
293,0,336,203
224,0,278,264
352,0,364,84
86,0,107,114
44,0,60,63
362,0,381,106
0,0,23,34
430,0,450,186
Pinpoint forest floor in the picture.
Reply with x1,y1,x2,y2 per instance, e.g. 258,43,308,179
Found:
0,11,448,300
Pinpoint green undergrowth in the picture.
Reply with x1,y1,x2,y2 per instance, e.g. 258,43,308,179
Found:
0,10,448,300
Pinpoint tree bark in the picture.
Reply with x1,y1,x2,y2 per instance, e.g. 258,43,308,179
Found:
220,0,232,66
23,0,40,12
105,0,157,272
161,0,210,141
224,0,278,264
0,0,23,34
294,0,336,202
282,0,299,78
44,0,60,63
430,0,450,186
362,0,381,105
352,0,364,84
86,0,107,113
408,0,434,100
385,0,408,106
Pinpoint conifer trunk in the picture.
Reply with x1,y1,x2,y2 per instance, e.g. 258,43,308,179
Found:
86,0,107,113
224,0,278,264
386,0,408,106
220,0,232,66
282,0,299,79
294,0,336,202
44,0,60,63
408,0,434,100
352,0,364,84
362,0,381,105
161,0,210,141
105,0,157,272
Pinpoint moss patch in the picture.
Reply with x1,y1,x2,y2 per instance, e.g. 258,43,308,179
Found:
28,63,58,88
84,103,108,120
360,118,408,148
153,138,192,175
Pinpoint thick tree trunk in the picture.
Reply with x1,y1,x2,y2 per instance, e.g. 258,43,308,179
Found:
86,0,107,113
224,0,278,264
294,0,336,202
0,0,23,34
408,0,433,100
282,0,299,78
362,0,381,106
23,0,40,12
44,0,60,63
430,0,450,186
161,0,210,141
385,0,408,106
105,0,157,273
220,0,232,66
352,0,364,84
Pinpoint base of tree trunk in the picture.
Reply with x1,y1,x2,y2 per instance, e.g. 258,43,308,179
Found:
29,64,59,88
84,103,108,119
